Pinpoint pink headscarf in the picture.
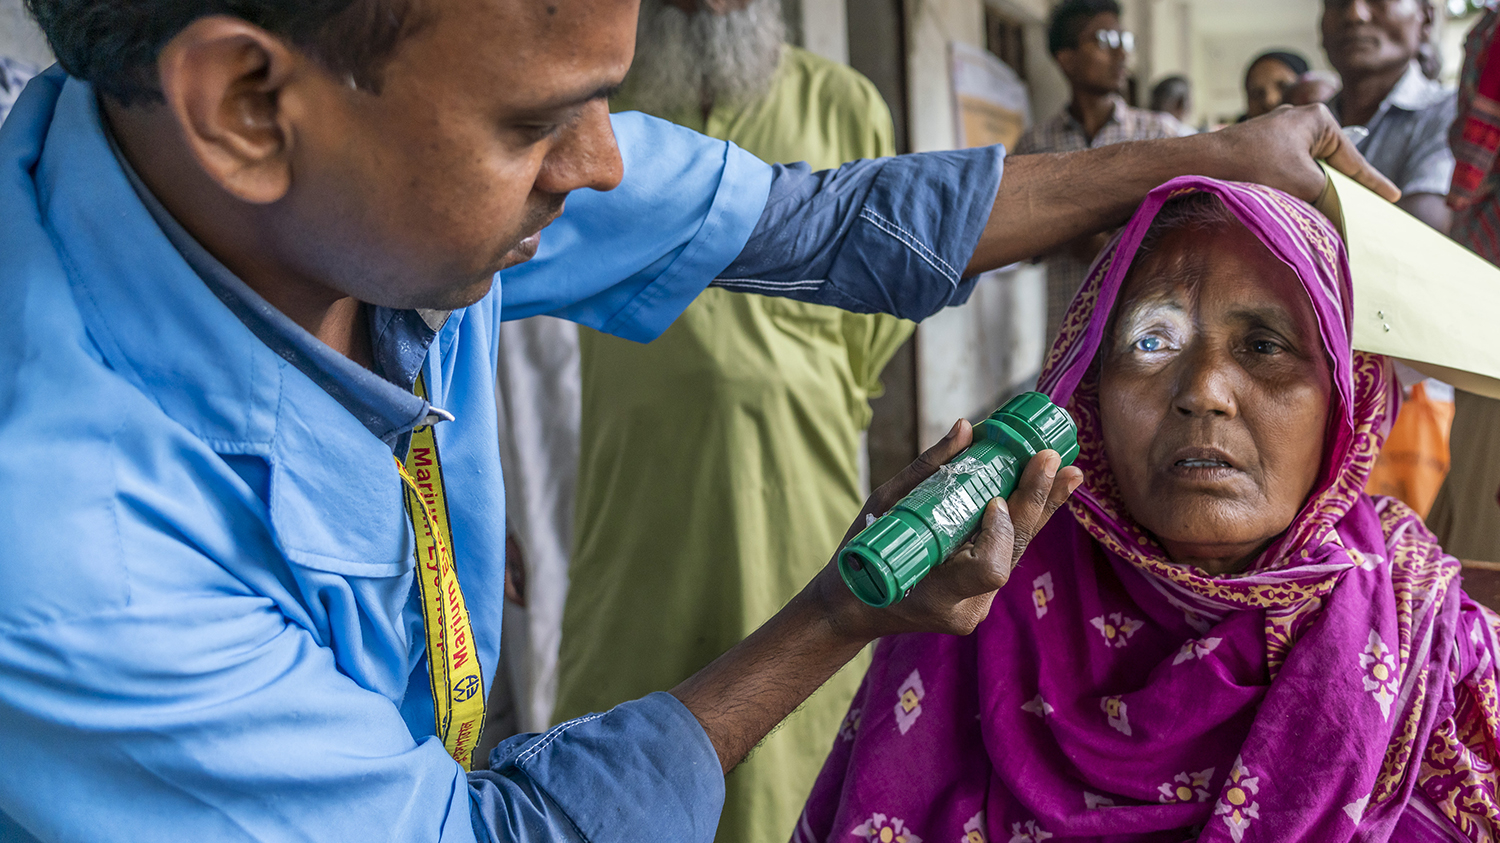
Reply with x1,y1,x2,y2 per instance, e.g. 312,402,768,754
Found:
795,177,1500,843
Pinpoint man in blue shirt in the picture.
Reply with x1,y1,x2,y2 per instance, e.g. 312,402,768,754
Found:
0,1,1395,842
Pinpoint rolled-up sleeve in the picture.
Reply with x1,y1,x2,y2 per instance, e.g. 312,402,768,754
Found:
501,110,1006,341
477,693,724,843
712,146,1006,321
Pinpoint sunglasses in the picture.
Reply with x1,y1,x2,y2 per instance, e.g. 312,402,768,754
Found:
1090,29,1135,52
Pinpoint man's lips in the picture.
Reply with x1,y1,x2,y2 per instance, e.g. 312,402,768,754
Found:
1332,31,1383,53
503,208,565,265
505,231,542,265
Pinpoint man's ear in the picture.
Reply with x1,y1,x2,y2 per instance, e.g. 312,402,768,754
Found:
1419,0,1435,40
1054,48,1079,78
154,16,305,205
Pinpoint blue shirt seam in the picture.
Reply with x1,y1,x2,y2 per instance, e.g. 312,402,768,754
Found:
713,278,828,291
515,712,608,766
857,206,962,287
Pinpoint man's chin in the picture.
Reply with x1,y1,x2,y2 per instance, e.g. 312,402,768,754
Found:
403,274,498,312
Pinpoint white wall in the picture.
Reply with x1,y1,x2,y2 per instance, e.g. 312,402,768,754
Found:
785,0,851,64
904,0,986,154
987,0,1070,120
0,0,51,67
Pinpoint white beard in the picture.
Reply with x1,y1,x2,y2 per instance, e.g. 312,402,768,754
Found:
626,0,786,116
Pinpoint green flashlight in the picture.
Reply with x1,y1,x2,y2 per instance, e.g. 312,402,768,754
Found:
837,392,1079,608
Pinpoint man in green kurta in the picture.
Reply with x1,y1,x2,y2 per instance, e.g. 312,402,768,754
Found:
550,1,912,841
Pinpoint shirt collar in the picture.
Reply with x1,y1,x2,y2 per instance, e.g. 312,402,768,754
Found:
1060,95,1127,134
1332,60,1449,127
1383,60,1449,112
106,125,448,447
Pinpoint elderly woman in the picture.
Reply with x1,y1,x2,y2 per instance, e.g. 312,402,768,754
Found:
794,177,1500,842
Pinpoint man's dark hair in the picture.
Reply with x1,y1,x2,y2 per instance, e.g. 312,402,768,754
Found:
1046,0,1121,56
1149,75,1190,112
24,0,424,106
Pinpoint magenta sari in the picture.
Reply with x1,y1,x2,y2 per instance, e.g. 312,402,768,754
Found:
795,178,1500,843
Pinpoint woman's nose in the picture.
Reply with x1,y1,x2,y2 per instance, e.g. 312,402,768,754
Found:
1173,346,1239,419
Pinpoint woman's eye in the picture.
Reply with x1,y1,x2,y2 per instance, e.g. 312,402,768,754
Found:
1133,336,1164,353
1249,339,1282,355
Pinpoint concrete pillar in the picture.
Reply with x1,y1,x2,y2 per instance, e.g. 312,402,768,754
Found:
784,0,852,64
904,0,985,154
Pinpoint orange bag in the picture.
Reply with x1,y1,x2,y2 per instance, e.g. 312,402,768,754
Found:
1366,381,1456,519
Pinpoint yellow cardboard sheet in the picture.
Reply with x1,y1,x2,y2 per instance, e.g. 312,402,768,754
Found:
1314,165,1500,401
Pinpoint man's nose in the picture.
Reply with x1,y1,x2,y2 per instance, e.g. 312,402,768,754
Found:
1173,344,1239,419
535,99,625,196
1338,0,1374,24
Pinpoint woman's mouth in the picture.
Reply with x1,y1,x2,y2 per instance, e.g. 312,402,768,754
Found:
1165,447,1243,480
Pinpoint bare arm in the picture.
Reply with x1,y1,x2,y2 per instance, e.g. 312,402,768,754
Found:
670,421,1083,772
966,104,1401,274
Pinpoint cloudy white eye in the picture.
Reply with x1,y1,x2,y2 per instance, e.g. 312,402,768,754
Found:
1134,335,1165,353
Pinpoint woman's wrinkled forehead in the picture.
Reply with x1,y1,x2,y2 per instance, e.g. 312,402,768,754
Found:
1109,222,1319,351
1042,178,1356,430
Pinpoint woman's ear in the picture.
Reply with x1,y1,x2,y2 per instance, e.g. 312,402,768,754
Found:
154,15,305,205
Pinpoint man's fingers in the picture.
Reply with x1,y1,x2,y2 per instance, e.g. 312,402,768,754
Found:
1308,104,1401,202
842,419,976,546
1051,466,1085,510
873,418,973,507
1003,450,1062,545
945,497,1017,596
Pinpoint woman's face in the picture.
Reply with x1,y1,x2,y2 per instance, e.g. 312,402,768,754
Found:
1245,58,1299,118
1098,222,1332,575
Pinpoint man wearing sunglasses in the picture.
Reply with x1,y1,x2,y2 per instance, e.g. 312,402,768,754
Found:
1014,0,1194,341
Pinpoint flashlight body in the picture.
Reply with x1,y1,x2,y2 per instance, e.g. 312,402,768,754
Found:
837,392,1079,607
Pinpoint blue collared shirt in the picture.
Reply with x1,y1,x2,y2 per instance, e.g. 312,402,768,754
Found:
0,67,1002,843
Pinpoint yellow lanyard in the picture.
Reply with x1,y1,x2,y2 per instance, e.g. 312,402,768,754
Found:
394,374,485,770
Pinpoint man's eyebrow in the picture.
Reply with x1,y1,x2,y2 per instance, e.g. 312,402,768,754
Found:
526,82,624,113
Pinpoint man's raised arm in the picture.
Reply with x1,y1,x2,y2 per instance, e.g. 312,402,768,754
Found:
701,104,1397,327
965,103,1399,274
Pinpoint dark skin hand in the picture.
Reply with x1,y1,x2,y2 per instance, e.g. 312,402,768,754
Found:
104,0,1391,774
672,421,1083,771
504,533,526,607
